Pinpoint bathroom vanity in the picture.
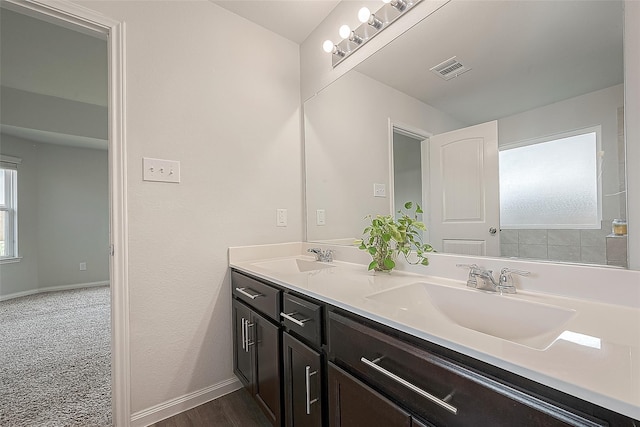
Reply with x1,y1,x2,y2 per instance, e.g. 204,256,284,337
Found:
229,243,640,426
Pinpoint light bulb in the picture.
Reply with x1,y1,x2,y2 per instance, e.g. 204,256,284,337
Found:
322,40,335,53
358,7,371,23
339,24,351,40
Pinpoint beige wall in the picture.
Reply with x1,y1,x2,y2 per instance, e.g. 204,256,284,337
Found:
74,0,303,416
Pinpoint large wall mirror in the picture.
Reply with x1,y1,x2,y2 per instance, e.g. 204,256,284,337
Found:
304,0,630,268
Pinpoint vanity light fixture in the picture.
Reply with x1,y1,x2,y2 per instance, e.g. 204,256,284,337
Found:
358,7,383,29
322,0,423,67
322,39,346,57
383,0,408,12
339,24,351,39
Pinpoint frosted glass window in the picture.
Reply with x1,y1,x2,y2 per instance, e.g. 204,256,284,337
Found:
499,129,600,229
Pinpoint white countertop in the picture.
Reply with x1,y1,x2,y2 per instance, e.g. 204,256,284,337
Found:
229,242,640,420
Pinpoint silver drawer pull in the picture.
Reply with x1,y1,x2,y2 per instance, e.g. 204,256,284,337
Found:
235,287,263,300
245,322,254,352
280,312,311,327
241,318,246,350
360,356,458,415
305,365,318,415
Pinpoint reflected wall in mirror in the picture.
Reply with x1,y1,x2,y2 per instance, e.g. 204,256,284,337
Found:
304,0,628,268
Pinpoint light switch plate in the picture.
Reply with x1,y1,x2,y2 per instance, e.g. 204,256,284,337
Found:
374,183,386,197
143,157,181,183
316,209,326,226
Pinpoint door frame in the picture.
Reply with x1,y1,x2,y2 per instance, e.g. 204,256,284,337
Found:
1,0,130,425
387,119,431,239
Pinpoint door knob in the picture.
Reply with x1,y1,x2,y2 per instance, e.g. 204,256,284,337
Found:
489,227,497,235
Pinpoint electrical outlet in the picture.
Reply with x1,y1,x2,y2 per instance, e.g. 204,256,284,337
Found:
277,209,287,227
143,157,181,183
79,262,87,271
316,209,326,226
374,183,386,197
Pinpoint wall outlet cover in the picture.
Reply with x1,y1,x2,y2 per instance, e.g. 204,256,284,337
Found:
374,183,386,197
277,209,288,227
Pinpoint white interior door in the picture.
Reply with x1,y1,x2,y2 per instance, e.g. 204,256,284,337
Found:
429,121,500,256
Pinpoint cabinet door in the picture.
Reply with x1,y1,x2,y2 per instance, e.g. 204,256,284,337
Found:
328,362,411,427
232,299,253,390
253,312,281,427
283,332,322,427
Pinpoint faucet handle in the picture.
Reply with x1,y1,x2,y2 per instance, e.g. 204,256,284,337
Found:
324,249,334,262
498,268,530,293
456,264,480,288
500,268,530,278
307,248,321,260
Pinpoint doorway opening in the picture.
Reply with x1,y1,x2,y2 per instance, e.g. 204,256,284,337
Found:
0,0,128,425
389,124,430,242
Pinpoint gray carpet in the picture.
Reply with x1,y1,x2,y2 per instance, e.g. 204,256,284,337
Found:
0,286,112,427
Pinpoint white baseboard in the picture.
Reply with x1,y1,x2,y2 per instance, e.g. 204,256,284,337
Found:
130,377,242,427
0,281,110,301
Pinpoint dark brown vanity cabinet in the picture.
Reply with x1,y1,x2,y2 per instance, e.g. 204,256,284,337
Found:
232,272,282,426
231,269,637,427
283,331,323,427
327,311,609,427
328,362,415,427
281,292,325,427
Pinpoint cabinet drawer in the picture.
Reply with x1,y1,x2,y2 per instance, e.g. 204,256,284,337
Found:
232,271,281,321
328,362,411,427
281,293,322,348
328,311,606,427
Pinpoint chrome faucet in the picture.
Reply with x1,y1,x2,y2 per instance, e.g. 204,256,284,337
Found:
457,264,530,294
307,248,334,263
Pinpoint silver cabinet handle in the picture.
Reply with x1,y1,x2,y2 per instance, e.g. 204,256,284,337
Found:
235,287,263,300
305,365,318,415
241,318,246,350
245,322,254,352
280,312,311,327
360,356,458,415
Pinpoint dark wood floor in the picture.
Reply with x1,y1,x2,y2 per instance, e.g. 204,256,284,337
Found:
150,389,272,427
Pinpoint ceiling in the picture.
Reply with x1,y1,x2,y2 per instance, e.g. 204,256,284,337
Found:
1,8,108,150
212,0,340,44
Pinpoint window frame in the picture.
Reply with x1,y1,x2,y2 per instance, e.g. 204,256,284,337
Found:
0,155,20,261
498,126,602,230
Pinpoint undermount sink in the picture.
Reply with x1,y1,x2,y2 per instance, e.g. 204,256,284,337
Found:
251,257,336,274
366,282,576,350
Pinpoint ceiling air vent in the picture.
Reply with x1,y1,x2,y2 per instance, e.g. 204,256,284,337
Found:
430,56,471,81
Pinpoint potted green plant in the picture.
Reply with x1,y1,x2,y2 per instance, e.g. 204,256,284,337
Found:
357,202,434,272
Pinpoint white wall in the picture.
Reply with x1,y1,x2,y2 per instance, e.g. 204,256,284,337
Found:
305,70,463,241
0,134,109,298
74,0,303,417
